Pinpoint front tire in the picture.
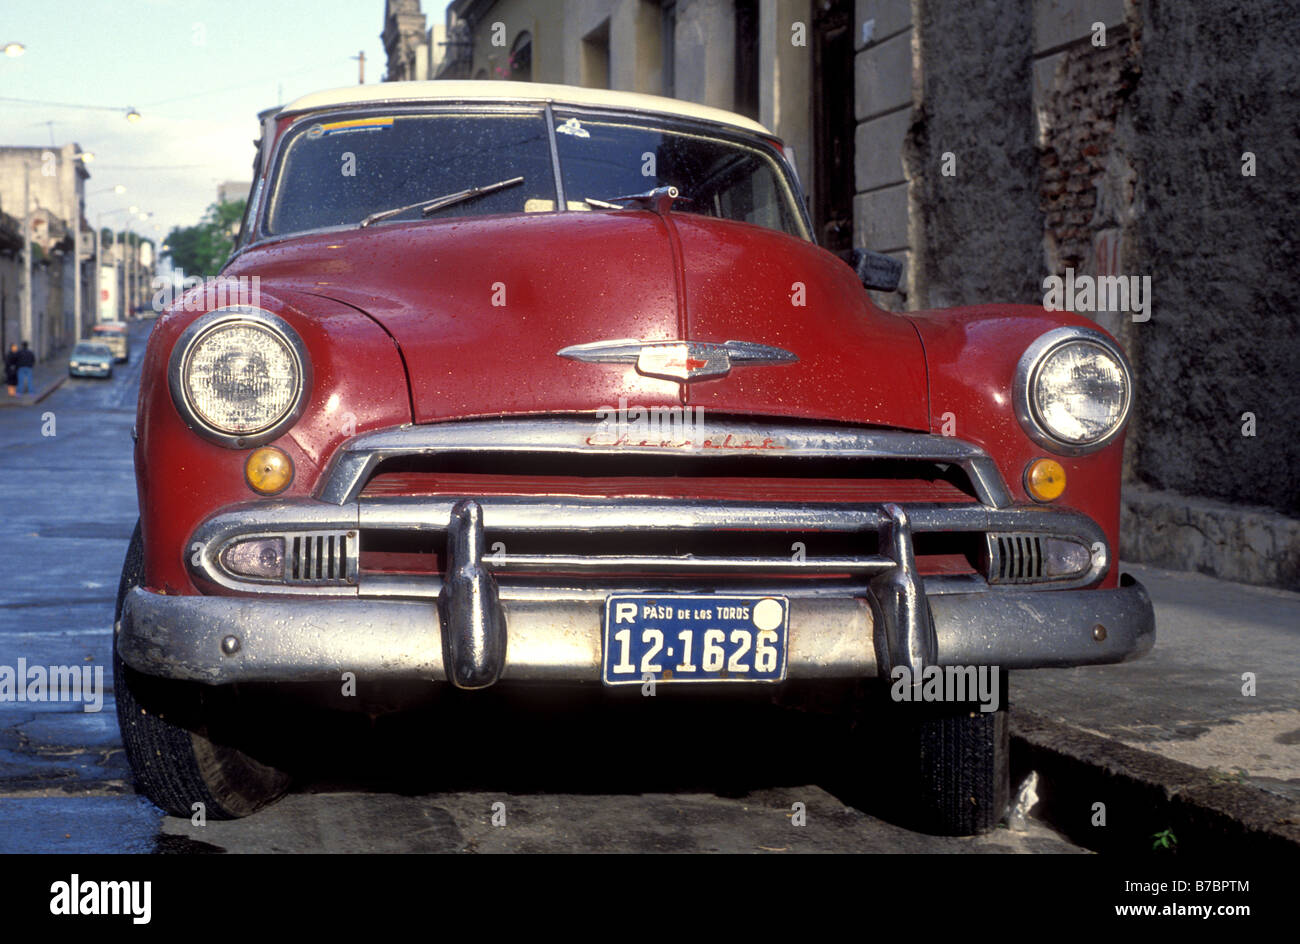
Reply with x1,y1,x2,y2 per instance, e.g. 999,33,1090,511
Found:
911,699,1010,835
114,521,291,818
854,673,1010,836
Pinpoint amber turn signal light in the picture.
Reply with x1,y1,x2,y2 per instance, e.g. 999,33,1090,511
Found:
1025,457,1066,502
245,446,294,495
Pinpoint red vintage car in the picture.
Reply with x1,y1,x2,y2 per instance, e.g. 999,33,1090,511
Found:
115,81,1154,834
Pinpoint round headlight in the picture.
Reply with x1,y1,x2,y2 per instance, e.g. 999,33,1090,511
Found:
1015,327,1132,455
169,308,309,447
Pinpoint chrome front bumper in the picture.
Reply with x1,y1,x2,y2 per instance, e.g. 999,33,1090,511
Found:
119,419,1155,688
118,571,1153,686
119,495,1154,688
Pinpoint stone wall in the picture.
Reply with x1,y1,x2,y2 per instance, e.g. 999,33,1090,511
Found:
863,0,1300,587
1126,0,1300,519
904,0,1044,310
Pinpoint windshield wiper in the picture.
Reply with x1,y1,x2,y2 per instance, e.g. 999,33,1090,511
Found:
359,175,525,228
583,185,685,216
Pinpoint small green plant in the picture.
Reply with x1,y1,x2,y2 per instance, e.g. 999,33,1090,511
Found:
1151,828,1178,851
1207,766,1249,785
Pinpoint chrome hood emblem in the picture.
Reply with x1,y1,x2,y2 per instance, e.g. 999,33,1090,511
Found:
557,338,798,382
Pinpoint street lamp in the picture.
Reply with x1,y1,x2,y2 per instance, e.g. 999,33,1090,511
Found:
125,107,141,123
2,42,24,57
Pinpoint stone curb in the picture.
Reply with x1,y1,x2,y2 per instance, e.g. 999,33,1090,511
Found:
1122,484,1300,591
0,374,67,409
1011,709,1300,855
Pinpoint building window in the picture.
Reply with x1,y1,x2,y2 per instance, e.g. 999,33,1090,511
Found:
734,0,759,120
510,31,532,81
582,19,611,89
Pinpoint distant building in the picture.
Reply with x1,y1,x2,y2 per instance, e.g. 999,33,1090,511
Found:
383,0,446,80
0,143,94,359
217,180,252,206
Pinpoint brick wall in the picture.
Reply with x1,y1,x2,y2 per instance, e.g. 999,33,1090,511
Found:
1037,28,1138,281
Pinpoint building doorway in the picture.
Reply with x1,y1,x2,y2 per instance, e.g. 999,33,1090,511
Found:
812,0,854,254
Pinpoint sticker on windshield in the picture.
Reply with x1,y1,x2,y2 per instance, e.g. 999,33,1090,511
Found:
309,117,395,138
555,117,590,138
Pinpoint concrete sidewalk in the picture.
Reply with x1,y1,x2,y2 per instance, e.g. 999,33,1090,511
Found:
1014,562,1300,802
0,343,73,408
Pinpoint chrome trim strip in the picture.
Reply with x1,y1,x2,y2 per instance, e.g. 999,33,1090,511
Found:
316,417,1013,507
1014,326,1134,456
485,553,894,575
543,102,566,210
358,496,886,533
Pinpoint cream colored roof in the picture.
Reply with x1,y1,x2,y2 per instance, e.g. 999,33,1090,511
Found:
279,81,772,136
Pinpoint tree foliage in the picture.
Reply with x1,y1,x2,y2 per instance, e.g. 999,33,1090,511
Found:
163,200,246,278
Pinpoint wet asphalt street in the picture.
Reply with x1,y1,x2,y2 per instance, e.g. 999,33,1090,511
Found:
0,318,1086,853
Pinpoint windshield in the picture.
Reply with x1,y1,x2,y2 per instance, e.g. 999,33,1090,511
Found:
265,111,556,235
261,108,808,240
552,112,805,238
74,343,110,356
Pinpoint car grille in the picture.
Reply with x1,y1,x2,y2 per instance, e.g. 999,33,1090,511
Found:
359,470,980,504
287,531,354,585
188,418,1108,597
990,533,1046,583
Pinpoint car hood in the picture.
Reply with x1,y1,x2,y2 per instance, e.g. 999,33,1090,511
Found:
228,212,929,430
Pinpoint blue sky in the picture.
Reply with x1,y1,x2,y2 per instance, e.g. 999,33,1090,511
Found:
1,0,450,242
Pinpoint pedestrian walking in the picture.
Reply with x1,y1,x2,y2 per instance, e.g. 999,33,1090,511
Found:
16,341,35,396
4,344,18,396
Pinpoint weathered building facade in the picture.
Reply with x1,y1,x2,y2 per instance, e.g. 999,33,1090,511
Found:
385,0,1300,587
382,0,448,80
0,144,95,362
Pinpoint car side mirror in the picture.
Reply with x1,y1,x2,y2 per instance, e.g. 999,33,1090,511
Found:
850,248,902,292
